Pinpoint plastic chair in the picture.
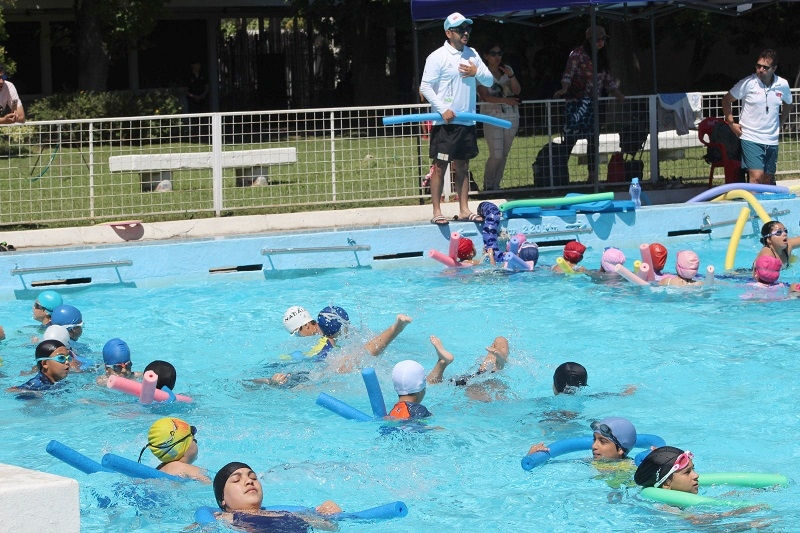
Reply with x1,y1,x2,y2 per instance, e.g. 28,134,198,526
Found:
697,117,742,187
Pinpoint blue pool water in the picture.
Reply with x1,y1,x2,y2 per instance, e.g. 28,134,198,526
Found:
0,233,797,532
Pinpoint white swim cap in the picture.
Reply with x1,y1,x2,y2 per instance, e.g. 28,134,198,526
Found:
43,324,71,346
392,360,426,395
283,306,313,334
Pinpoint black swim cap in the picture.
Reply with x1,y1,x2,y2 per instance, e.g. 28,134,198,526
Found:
553,362,587,393
213,461,252,509
35,339,66,368
144,360,177,390
633,446,684,487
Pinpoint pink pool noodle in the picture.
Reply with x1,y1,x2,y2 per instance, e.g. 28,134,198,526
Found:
139,370,158,405
429,249,460,268
615,264,649,286
705,265,715,286
639,243,656,281
448,232,460,260
636,262,651,281
107,375,192,403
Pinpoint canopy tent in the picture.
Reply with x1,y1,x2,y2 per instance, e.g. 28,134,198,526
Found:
409,0,789,191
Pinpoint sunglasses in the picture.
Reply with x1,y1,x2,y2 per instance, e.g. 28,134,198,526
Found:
756,63,774,71
138,425,197,463
590,421,624,451
106,361,132,373
36,353,73,365
487,50,503,57
449,25,472,34
768,229,788,237
654,451,693,488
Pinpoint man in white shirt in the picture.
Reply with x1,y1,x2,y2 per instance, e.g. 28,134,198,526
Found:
0,63,25,124
722,49,792,184
419,12,493,225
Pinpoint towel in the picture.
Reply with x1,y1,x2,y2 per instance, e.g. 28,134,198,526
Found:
657,92,702,135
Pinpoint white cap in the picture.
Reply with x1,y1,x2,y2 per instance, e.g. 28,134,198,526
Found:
43,324,71,346
444,12,473,31
392,360,426,395
283,306,313,334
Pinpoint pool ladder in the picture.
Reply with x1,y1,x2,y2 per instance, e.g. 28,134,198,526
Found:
11,260,133,276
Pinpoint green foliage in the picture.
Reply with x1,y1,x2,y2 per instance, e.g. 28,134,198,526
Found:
28,89,182,121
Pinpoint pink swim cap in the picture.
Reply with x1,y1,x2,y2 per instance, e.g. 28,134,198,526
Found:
754,255,781,284
675,250,700,279
601,247,626,272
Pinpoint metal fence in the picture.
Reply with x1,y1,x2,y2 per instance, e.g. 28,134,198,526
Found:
1,91,798,226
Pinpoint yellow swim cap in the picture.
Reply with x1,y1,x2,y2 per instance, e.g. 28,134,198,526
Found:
145,417,195,463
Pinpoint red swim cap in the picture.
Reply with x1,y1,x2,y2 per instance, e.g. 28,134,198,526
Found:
649,243,668,271
563,241,586,263
457,239,476,261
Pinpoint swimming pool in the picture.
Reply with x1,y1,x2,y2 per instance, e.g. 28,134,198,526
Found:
0,220,797,532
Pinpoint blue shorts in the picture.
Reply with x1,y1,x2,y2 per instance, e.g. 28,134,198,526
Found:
741,139,778,175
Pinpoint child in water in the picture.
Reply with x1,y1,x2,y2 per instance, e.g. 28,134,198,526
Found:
9,340,72,394
658,250,703,287
754,220,800,269
553,241,586,273
528,417,637,461
138,417,210,482
96,338,141,386
434,335,510,402
387,342,457,420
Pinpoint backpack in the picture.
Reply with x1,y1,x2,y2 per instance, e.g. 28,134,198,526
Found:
703,121,741,164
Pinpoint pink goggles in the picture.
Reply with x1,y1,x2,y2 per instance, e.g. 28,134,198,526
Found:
654,451,693,488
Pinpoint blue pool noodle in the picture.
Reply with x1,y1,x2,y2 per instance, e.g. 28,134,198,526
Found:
521,436,592,471
195,506,218,524
197,501,407,524
46,440,111,474
361,368,387,418
101,453,184,481
634,433,668,465
316,392,373,422
382,112,512,129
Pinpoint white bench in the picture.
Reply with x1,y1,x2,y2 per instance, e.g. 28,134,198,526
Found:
109,147,298,191
570,130,704,164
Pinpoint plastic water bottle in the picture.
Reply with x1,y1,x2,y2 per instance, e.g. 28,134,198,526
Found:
629,177,642,208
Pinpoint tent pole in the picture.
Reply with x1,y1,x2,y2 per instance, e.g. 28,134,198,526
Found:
650,14,658,93
590,7,599,194
412,21,420,103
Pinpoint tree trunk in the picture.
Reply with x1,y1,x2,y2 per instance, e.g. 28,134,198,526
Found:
76,0,110,91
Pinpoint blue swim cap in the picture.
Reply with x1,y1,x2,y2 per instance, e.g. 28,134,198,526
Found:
36,290,63,313
518,242,539,265
51,305,83,328
317,306,349,337
103,338,131,365
592,417,637,454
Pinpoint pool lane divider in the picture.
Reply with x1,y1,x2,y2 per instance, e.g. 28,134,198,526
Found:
316,368,387,421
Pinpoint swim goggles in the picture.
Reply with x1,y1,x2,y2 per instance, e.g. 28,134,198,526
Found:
35,353,73,365
768,229,789,237
590,421,624,452
654,451,693,488
138,425,197,463
105,361,132,373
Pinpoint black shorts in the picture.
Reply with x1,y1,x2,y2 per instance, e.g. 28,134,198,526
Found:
429,124,478,162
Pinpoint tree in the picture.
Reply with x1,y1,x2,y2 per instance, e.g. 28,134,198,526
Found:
75,0,164,91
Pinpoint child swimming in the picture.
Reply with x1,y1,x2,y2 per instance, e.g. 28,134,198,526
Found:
138,417,210,483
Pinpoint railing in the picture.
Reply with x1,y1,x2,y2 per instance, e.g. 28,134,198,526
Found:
1,91,798,226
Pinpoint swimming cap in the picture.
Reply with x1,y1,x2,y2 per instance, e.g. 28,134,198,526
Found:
36,290,63,313
634,446,685,487
35,339,66,361
457,239,476,261
754,255,781,284
675,250,700,279
592,417,637,454
518,242,539,264
317,306,349,337
553,362,587,393
145,417,194,463
649,243,668,272
563,241,586,263
392,359,426,395
601,247,626,272
214,461,253,509
283,306,313,334
43,325,71,346
102,338,131,365
144,360,176,390
51,305,83,328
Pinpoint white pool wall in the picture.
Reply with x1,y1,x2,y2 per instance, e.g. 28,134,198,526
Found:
0,463,80,533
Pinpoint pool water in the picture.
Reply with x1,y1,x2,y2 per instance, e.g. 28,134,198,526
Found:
0,234,797,532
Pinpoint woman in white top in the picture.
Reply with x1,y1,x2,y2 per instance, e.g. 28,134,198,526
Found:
477,43,521,191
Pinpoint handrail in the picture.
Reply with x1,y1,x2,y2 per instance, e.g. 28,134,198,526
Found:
11,260,133,275
701,208,789,230
261,245,371,255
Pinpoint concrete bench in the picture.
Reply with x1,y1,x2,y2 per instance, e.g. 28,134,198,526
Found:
109,147,298,191
570,130,704,165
